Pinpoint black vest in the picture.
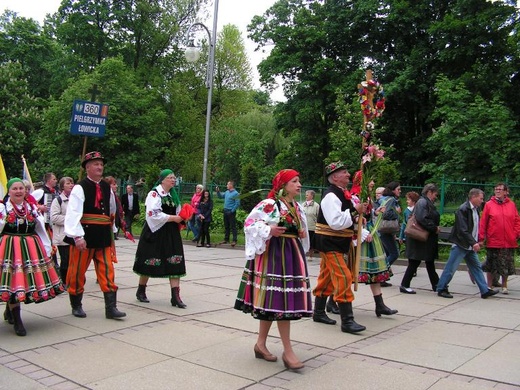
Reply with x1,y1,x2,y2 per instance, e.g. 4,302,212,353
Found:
79,178,112,248
313,185,355,253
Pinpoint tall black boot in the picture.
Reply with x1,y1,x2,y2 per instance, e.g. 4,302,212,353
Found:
70,293,87,318
11,305,26,336
374,294,398,317
3,305,14,324
326,295,340,314
338,302,366,333
136,284,150,303
103,291,126,319
312,296,337,325
171,287,187,308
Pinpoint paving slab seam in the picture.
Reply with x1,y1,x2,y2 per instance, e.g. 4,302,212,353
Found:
0,347,88,389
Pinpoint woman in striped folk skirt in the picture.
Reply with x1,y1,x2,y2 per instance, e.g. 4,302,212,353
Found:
234,169,312,370
1,178,64,336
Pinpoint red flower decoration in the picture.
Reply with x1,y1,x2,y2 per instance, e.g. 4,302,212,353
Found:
263,203,274,213
148,211,153,217
152,192,157,198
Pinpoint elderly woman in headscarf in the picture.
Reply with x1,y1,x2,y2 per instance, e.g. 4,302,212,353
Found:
0,178,64,336
133,169,193,307
234,169,312,371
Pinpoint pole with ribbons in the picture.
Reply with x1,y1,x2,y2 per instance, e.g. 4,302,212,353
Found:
353,70,386,291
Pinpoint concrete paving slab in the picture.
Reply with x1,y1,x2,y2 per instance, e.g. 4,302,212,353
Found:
0,241,517,389
0,364,50,389
436,298,520,329
282,358,439,390
109,319,243,357
87,358,253,390
355,320,500,372
18,337,169,384
455,331,520,386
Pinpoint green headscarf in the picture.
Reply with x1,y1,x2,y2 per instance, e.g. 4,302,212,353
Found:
154,169,181,206
7,177,23,191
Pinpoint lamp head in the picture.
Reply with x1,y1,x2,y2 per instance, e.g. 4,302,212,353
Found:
184,45,201,62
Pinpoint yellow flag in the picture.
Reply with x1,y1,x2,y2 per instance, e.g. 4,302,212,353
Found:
0,154,7,199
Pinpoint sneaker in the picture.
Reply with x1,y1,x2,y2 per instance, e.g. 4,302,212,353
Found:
481,289,499,299
206,244,211,248
501,288,509,295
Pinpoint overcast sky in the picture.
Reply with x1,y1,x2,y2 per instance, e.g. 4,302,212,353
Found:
2,0,283,100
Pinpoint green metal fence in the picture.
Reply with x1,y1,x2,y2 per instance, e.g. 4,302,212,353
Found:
121,177,519,216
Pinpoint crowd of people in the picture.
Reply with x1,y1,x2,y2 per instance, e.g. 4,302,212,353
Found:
1,153,518,378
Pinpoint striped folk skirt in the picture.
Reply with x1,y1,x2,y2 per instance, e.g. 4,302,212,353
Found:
0,233,65,304
358,229,393,284
234,236,313,321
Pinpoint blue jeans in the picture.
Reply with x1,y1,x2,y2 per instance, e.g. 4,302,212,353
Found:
379,233,399,266
437,245,489,294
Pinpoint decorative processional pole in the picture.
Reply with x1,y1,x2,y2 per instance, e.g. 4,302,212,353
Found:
353,69,386,291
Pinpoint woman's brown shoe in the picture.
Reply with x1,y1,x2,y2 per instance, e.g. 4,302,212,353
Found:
282,352,304,370
254,344,277,362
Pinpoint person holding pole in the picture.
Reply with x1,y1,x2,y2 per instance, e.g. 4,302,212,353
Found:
312,161,367,334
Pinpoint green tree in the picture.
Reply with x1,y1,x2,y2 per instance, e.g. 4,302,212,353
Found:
249,0,519,184
423,75,517,182
35,58,171,180
240,162,262,213
0,11,62,98
0,61,41,176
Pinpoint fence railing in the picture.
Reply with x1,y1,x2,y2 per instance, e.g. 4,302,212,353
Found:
120,176,519,215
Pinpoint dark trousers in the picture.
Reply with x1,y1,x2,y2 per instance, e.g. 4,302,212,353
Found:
401,259,439,290
198,221,211,245
223,210,237,242
57,245,71,284
124,214,134,234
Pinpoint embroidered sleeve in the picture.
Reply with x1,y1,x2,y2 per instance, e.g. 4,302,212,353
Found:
145,190,171,232
244,199,279,260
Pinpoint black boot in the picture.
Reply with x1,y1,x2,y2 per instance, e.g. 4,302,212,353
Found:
136,284,150,303
171,287,187,308
312,296,337,325
70,294,87,318
11,305,26,336
326,295,340,314
104,291,126,319
3,305,14,324
338,302,366,333
374,294,398,317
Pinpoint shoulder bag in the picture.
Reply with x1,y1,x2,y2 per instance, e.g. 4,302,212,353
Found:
404,213,429,242
377,198,400,234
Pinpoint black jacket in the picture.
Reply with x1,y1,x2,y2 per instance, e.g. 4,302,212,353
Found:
121,192,140,217
449,200,479,249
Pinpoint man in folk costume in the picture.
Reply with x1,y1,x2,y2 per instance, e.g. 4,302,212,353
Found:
64,151,126,320
312,161,367,333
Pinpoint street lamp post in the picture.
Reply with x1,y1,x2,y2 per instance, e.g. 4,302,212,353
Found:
185,0,219,189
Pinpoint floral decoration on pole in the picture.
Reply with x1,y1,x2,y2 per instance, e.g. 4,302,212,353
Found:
352,70,386,290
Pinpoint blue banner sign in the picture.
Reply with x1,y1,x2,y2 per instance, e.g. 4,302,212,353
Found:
70,100,109,137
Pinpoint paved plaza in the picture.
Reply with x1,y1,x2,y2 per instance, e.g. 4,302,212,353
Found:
0,239,519,390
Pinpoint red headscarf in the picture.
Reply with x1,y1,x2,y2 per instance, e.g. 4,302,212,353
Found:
267,169,299,199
